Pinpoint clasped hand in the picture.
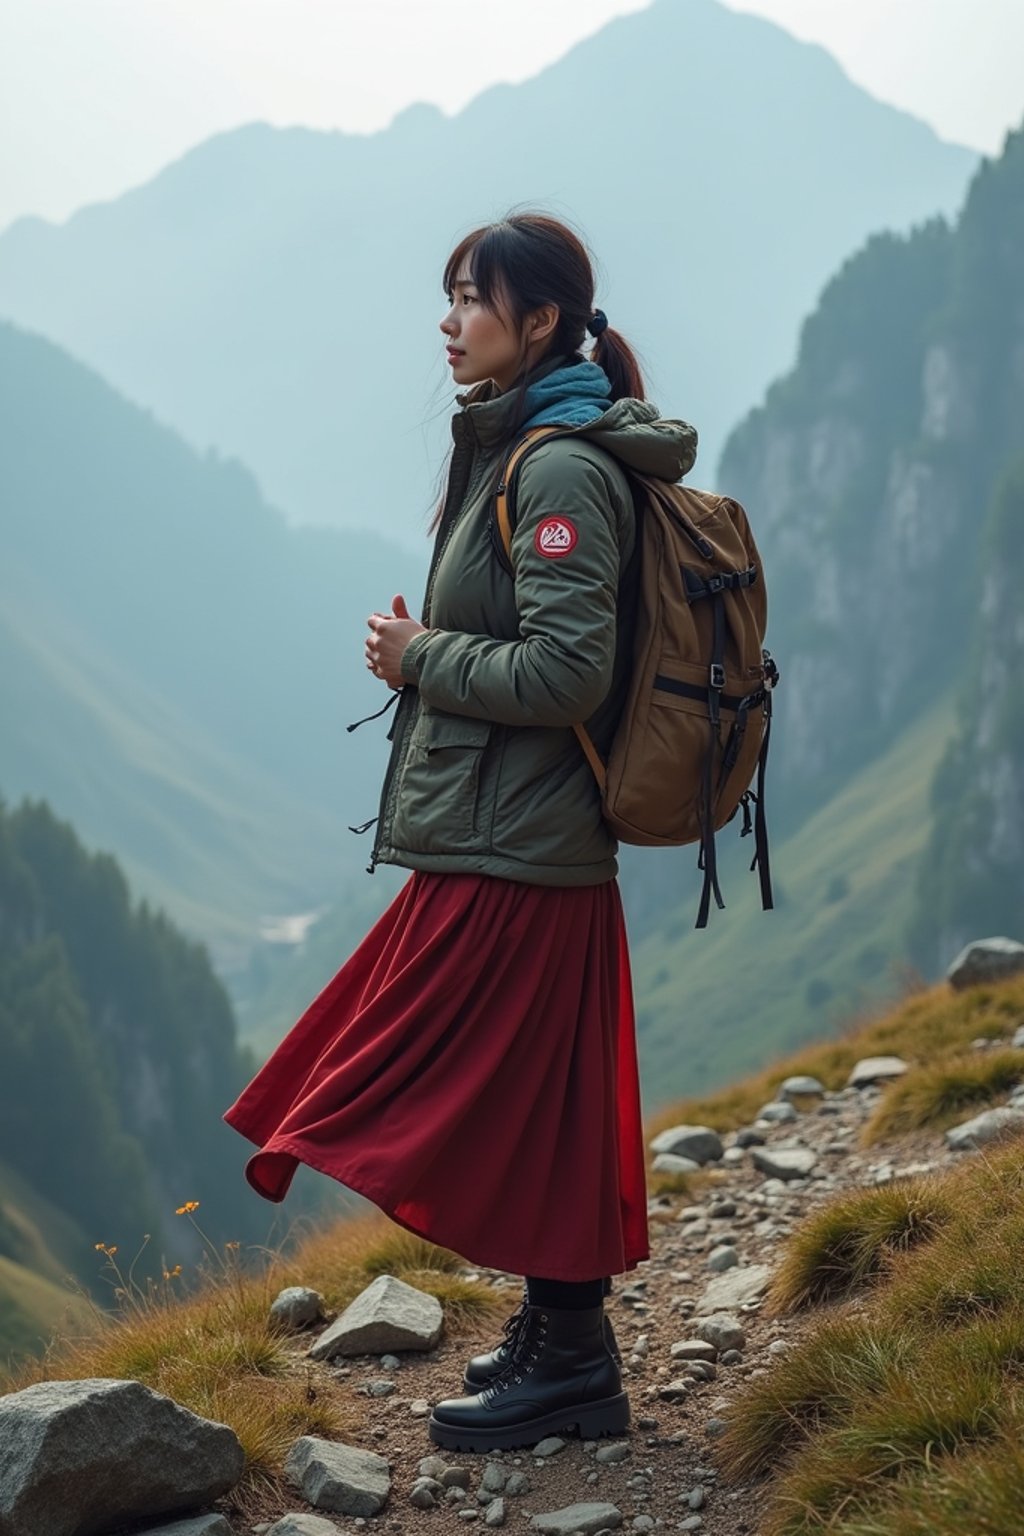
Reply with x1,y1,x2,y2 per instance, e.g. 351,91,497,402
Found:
365,595,427,689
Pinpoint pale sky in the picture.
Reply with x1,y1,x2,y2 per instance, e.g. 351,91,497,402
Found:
1,0,1022,235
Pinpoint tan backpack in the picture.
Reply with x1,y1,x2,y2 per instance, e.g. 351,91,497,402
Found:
495,425,779,928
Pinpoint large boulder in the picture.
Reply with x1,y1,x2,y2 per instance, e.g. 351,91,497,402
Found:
284,1437,391,1515
648,1125,723,1165
695,1264,771,1315
946,937,1024,991
308,1274,443,1360
529,1503,624,1535
0,1377,243,1536
945,1107,1024,1151
751,1146,818,1181
847,1057,908,1089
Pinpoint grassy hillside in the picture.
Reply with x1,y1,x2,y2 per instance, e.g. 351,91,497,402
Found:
0,1157,97,1370
633,697,957,1107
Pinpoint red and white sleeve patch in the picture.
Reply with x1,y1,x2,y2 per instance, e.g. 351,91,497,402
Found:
534,515,579,559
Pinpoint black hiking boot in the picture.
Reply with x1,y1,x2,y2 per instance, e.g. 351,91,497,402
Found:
430,1302,629,1452
462,1290,622,1392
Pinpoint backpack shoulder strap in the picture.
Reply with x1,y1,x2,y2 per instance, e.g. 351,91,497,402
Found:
493,425,608,792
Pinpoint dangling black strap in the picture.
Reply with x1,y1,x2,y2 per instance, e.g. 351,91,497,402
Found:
696,590,728,929
748,700,774,911
348,817,378,835
346,689,401,733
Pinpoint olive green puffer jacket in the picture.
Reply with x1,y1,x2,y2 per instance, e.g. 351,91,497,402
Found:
368,355,697,885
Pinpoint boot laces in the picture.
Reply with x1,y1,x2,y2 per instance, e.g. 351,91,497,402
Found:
483,1311,547,1398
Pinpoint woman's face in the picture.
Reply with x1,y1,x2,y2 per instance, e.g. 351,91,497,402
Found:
440,262,524,392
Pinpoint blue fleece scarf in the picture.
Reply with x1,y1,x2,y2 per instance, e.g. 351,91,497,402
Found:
521,359,613,429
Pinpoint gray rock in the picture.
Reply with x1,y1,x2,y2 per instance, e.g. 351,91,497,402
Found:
695,1265,771,1315
780,1076,825,1099
481,1463,508,1493
648,1126,724,1165
687,1488,706,1511
751,1146,818,1181
380,1354,402,1371
733,1128,766,1148
755,1101,797,1124
946,936,1024,991
308,1274,443,1359
0,1378,244,1536
409,1399,431,1417
270,1286,326,1331
459,1510,480,1522
446,1487,469,1505
670,1340,718,1362
145,1518,234,1536
704,1418,728,1438
595,1443,630,1464
719,1349,743,1366
945,1107,1024,1150
505,1472,532,1496
708,1199,737,1219
847,1056,909,1088
409,1486,438,1510
365,1379,396,1397
632,1518,655,1533
485,1497,507,1528
533,1436,567,1456
686,1360,716,1381
705,1245,739,1273
419,1455,447,1480
1013,1025,1024,1050
284,1437,391,1516
265,1518,343,1536
443,1467,472,1489
652,1152,701,1175
530,1504,623,1536
658,1380,690,1401
678,1518,703,1532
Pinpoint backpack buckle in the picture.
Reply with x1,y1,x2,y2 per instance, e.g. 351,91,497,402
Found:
710,663,725,690
707,574,725,594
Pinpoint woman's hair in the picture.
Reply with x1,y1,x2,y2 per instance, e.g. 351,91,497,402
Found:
443,213,646,403
428,211,647,534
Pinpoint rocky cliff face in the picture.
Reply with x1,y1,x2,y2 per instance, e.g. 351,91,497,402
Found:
717,125,1024,965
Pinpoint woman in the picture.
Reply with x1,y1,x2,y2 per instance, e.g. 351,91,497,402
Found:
222,212,697,1453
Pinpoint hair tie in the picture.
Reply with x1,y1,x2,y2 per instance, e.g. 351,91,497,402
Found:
586,309,609,338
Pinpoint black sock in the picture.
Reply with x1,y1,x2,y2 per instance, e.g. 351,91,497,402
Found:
525,1275,606,1310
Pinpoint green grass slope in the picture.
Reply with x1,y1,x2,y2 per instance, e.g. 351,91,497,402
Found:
0,1157,98,1370
1,576,350,970
634,696,957,1107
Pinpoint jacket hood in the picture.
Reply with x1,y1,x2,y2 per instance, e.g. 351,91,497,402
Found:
455,354,698,484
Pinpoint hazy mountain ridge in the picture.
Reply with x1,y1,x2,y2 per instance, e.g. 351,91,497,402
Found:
0,0,976,543
0,318,421,965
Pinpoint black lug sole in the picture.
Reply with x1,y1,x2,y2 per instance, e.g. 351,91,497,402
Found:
427,1391,630,1453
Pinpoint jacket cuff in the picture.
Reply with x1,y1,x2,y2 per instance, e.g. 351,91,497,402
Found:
400,629,434,684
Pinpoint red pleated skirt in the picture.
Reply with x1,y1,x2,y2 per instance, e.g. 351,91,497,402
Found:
222,870,650,1281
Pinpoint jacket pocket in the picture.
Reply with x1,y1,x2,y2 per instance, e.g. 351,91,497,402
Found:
390,708,492,855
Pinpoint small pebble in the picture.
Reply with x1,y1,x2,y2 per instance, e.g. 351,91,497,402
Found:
678,1518,703,1532
445,1487,468,1505
459,1510,480,1522
532,1437,567,1457
720,1350,743,1367
409,1399,431,1417
366,1379,395,1397
595,1443,630,1464
632,1518,655,1532
705,1417,728,1438
481,1464,508,1494
380,1354,402,1370
485,1498,507,1529
504,1473,531,1496
444,1468,473,1489
688,1487,706,1510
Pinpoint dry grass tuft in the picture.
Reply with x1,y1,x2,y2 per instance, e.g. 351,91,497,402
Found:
719,1138,1024,1533
861,1049,1024,1143
768,1179,954,1312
